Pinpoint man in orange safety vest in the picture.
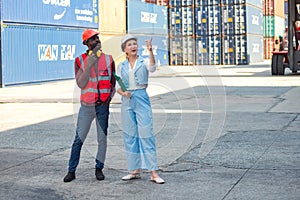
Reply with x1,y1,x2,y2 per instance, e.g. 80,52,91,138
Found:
63,29,116,182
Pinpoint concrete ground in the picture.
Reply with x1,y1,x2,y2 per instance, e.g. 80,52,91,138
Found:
0,60,300,200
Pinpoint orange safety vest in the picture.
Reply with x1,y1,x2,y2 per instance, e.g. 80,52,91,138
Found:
76,53,113,105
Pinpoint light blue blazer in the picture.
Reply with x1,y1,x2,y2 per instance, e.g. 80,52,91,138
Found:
117,56,156,89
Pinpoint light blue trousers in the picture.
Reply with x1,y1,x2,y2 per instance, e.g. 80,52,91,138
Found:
121,88,158,171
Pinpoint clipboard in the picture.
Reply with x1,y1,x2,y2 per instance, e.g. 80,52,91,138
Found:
113,72,127,92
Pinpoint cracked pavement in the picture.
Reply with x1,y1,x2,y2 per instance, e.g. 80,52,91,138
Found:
0,62,300,200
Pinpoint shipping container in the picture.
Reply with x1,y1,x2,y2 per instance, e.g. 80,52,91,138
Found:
247,34,264,63
222,35,236,65
221,0,235,4
127,0,168,35
182,36,195,65
99,0,126,34
194,5,221,36
195,6,209,36
234,4,263,35
1,24,86,86
263,0,285,18
1,0,98,28
195,0,220,6
221,34,263,64
222,5,235,35
264,37,275,59
169,0,182,7
195,37,209,65
195,35,222,65
234,35,248,65
169,6,193,36
182,0,194,6
135,35,169,66
263,15,285,37
182,6,194,36
170,37,183,65
169,7,182,36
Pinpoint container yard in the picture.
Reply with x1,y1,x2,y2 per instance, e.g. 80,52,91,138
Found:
0,0,286,86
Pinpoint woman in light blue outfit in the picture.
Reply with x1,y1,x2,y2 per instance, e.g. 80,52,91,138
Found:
116,34,164,184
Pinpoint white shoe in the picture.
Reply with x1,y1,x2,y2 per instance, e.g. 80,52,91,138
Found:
151,176,165,184
122,173,141,181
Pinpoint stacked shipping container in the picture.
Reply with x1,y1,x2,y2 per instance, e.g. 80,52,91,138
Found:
169,0,195,65
221,1,264,64
195,0,221,65
169,0,264,65
128,0,169,66
0,0,98,86
263,0,285,59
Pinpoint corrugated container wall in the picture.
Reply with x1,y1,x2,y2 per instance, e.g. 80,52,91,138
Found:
99,0,126,34
127,0,169,65
1,25,86,85
169,1,195,65
127,0,168,35
263,0,285,18
0,0,99,86
1,0,98,28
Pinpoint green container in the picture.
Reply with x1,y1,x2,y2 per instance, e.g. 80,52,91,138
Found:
263,15,285,37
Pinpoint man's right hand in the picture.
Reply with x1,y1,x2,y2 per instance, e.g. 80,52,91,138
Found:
92,43,101,55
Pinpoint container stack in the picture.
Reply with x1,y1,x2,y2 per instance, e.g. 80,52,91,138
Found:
169,0,195,65
263,0,285,59
169,0,264,66
0,0,99,87
195,0,221,65
221,0,264,65
128,0,169,66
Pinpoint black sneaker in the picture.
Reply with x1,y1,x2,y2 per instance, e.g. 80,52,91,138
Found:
63,172,76,182
95,168,105,181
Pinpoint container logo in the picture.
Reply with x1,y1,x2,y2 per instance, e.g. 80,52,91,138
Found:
141,11,157,24
42,0,70,7
38,44,76,61
252,44,260,53
251,15,260,26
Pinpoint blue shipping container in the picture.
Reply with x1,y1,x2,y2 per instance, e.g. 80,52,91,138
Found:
195,0,220,6
196,37,209,65
234,4,263,35
195,35,221,65
1,0,98,28
1,24,86,85
169,7,182,36
182,7,194,36
222,35,236,65
182,36,195,65
169,0,182,7
235,35,248,65
135,35,169,66
221,5,235,35
170,37,183,65
127,0,168,35
195,5,221,36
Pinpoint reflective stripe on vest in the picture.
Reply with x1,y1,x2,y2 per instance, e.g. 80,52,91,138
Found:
78,53,112,104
